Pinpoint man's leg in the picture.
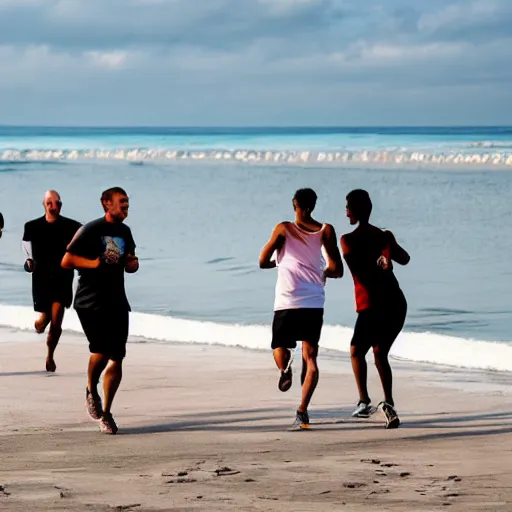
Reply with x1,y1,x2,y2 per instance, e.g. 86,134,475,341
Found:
297,341,319,414
351,344,371,405
373,344,394,406
102,359,123,414
45,302,65,372
272,311,294,392
97,310,129,434
273,347,291,372
34,311,50,334
88,353,109,398
373,343,400,429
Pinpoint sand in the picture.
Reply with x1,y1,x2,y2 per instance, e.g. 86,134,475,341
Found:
1,329,512,511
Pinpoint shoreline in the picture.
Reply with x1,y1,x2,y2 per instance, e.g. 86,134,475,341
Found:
1,331,512,511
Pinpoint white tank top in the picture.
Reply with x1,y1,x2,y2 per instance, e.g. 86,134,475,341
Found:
274,222,326,311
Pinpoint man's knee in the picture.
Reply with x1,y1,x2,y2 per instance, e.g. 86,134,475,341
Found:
302,343,318,367
373,344,390,363
351,344,369,359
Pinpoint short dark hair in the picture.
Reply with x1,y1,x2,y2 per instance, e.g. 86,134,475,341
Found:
346,189,372,221
101,187,127,212
293,188,317,212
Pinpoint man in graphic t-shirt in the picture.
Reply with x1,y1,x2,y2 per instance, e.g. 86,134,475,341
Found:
62,186,139,435
22,190,81,372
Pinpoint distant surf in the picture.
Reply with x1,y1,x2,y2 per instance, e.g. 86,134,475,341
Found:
1,148,512,168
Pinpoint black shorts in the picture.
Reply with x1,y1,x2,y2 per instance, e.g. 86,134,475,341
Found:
351,291,407,353
76,308,129,361
271,308,324,349
32,272,74,312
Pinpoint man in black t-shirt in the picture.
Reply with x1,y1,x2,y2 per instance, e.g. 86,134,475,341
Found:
22,190,81,372
62,186,139,435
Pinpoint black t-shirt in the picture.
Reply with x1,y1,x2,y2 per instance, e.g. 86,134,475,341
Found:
23,215,82,278
66,216,136,311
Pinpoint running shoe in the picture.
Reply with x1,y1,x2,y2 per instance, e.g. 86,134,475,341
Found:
278,368,293,392
85,388,103,421
379,401,400,429
351,401,377,418
99,412,118,435
293,410,310,430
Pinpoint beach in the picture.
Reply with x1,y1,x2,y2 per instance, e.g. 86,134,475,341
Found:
1,329,512,511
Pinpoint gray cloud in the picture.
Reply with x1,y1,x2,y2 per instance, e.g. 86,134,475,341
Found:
0,0,511,125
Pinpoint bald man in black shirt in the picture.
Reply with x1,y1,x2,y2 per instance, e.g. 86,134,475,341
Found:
22,190,81,372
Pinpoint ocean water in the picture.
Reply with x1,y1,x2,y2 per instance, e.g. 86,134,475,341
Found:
1,126,512,372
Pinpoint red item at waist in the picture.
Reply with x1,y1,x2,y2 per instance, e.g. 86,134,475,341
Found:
352,244,391,312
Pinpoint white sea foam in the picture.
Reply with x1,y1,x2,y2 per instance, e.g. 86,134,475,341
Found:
1,147,512,167
1,304,511,373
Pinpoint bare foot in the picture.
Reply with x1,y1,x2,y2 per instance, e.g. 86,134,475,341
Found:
46,358,56,372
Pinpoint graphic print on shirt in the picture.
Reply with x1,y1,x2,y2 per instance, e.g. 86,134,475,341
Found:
101,236,126,264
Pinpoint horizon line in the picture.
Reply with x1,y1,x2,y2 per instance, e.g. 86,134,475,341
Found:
1,124,511,129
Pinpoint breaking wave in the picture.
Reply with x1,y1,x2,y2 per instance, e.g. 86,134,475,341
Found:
1,304,512,373
1,148,512,167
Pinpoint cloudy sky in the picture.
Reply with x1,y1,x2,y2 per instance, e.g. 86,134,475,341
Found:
0,0,511,126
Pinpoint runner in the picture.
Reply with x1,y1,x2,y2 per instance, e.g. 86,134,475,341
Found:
259,188,343,429
340,189,410,429
61,186,139,435
22,190,81,372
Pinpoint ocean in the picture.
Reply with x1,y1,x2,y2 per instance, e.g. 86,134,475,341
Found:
1,126,512,372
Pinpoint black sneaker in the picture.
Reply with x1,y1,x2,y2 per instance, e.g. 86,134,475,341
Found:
278,368,293,392
379,402,400,429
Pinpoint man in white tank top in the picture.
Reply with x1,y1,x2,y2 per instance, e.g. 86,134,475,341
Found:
259,188,343,429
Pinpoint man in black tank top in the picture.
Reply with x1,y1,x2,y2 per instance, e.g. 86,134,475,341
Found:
22,190,81,372
341,189,410,429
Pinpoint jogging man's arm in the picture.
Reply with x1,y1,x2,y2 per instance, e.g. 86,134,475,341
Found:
385,230,410,265
322,224,343,278
259,223,286,269
125,230,139,273
61,226,100,270
22,222,35,272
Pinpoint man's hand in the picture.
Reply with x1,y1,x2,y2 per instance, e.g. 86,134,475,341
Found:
377,255,389,270
125,254,139,273
24,259,35,273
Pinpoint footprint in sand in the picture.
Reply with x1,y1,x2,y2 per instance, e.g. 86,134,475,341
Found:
343,482,367,489
0,485,11,496
214,467,241,476
113,505,142,511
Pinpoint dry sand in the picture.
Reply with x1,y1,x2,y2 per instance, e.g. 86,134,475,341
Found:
1,329,512,511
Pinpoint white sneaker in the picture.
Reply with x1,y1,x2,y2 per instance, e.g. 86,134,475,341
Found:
351,401,377,418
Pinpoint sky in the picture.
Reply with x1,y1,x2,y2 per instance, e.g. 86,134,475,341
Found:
0,0,511,126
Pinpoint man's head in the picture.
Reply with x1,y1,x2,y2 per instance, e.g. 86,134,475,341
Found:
101,187,129,222
292,188,317,215
346,189,372,225
43,190,62,220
